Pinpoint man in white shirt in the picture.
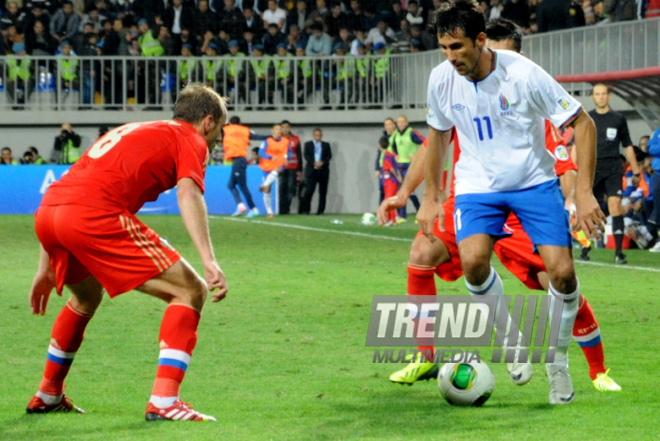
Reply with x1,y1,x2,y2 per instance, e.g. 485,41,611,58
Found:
364,18,396,49
418,0,605,405
262,0,287,32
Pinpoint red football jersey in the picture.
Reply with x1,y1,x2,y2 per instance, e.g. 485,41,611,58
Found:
545,120,577,177
41,120,209,214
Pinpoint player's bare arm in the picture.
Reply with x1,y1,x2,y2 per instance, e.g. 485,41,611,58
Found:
29,245,58,315
623,144,641,185
377,146,427,225
572,110,606,238
418,127,451,239
177,177,228,302
559,169,577,213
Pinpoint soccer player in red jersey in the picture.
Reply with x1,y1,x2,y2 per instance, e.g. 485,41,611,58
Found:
380,21,621,394
27,84,228,421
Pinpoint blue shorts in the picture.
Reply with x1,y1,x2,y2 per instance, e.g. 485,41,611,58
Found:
454,180,571,248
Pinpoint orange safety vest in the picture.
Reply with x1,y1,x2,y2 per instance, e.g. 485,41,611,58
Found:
259,137,289,172
223,124,251,160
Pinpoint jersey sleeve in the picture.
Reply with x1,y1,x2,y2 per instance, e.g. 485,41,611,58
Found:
176,134,208,194
618,116,633,147
526,65,582,130
545,121,577,176
426,69,453,131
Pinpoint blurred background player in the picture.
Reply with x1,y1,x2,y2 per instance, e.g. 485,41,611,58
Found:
583,83,639,264
390,115,425,221
222,115,266,218
378,136,402,226
26,84,228,421
258,123,290,218
279,120,302,215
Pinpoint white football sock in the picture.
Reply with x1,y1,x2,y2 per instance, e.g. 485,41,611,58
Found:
263,193,273,215
36,390,63,405
548,280,580,366
263,170,279,188
149,395,178,409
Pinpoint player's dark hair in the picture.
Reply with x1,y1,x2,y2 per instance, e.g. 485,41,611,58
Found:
591,83,610,95
281,120,291,125
173,83,226,125
432,0,485,42
1,147,11,153
313,128,322,134
384,117,395,124
230,116,241,125
485,18,522,53
379,136,389,148
29,146,39,155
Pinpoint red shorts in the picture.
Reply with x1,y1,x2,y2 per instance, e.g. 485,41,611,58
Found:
416,199,463,283
35,205,181,297
494,214,546,291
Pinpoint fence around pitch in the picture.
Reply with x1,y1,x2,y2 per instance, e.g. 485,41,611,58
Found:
0,50,444,112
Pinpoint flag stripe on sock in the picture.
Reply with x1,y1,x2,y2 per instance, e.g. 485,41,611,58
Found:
466,272,497,295
158,358,189,371
48,345,76,359
159,349,191,365
47,353,74,366
576,334,602,347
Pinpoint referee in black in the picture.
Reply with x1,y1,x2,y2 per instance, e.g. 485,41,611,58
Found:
584,83,641,264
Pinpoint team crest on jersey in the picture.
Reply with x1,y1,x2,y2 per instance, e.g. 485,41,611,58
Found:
557,97,571,110
554,145,570,162
499,94,510,111
452,103,465,111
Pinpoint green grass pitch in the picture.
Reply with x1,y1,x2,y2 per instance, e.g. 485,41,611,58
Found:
0,214,658,441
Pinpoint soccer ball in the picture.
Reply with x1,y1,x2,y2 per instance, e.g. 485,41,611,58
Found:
361,212,376,226
437,362,495,407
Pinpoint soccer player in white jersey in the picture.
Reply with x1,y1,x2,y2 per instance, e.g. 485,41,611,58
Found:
418,0,606,404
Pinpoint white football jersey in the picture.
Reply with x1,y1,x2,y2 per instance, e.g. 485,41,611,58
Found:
426,49,582,195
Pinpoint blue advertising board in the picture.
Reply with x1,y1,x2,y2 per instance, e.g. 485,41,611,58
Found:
0,165,274,215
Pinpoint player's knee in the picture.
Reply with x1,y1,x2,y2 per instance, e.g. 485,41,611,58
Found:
548,261,576,293
460,251,490,285
410,237,448,267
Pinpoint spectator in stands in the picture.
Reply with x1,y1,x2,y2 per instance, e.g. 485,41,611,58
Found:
285,23,305,53
295,43,313,106
3,24,23,54
389,1,407,31
193,0,217,44
248,44,274,108
28,146,47,164
224,40,247,106
1,1,22,31
325,1,349,38
536,0,571,33
21,150,36,165
489,0,504,21
1,147,19,165
162,0,194,43
648,128,660,252
287,1,310,34
301,128,332,215
604,0,637,20
306,0,330,31
406,1,425,27
393,18,411,52
137,18,164,107
501,0,531,33
177,43,197,87
639,135,650,152
348,0,366,33
202,42,223,90
21,5,51,35
50,1,81,44
409,38,422,52
306,21,331,55
79,6,106,33
334,26,353,52
218,0,245,40
362,4,379,31
262,21,285,55
74,22,95,53
216,28,233,54
591,0,609,23
262,0,286,31
157,24,175,55
365,18,395,50
26,17,57,55
101,19,121,55
53,123,82,164
56,40,78,98
5,42,33,108
77,29,99,109
409,24,433,51
243,6,264,41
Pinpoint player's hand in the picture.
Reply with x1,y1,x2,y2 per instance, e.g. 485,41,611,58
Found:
29,269,57,316
377,194,406,225
417,198,441,241
204,262,228,302
575,190,606,239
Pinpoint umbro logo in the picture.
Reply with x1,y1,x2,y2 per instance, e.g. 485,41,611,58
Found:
452,104,466,111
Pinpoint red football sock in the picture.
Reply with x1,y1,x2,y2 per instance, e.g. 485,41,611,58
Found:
573,295,606,380
407,264,436,358
39,300,93,396
151,304,200,399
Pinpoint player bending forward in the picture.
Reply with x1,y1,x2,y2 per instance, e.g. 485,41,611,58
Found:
27,84,228,421
417,2,606,405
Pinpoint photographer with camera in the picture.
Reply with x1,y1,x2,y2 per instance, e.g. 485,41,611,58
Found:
53,123,82,165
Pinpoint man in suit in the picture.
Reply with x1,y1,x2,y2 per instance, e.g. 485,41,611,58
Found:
301,128,332,215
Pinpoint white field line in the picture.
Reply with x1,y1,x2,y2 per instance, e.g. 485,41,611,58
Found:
211,216,660,273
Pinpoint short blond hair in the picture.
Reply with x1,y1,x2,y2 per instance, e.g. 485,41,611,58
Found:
173,83,227,125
